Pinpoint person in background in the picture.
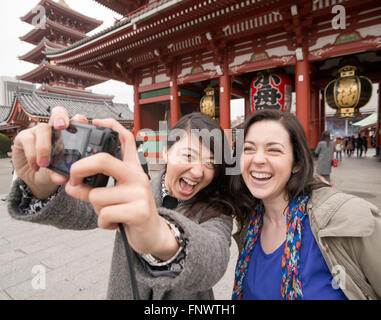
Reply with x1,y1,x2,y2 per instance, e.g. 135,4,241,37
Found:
371,134,376,148
315,131,334,183
343,137,350,157
351,135,356,156
335,137,343,161
230,109,381,300
356,133,363,158
362,135,368,156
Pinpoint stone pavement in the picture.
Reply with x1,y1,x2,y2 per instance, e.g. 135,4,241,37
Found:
0,150,380,300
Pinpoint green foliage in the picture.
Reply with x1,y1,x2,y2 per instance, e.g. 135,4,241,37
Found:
0,134,11,157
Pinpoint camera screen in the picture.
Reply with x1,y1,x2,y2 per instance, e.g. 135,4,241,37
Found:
50,124,89,176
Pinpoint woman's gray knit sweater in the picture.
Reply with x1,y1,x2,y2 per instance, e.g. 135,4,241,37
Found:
7,173,233,300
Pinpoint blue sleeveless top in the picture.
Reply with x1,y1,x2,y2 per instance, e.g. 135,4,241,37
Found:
242,216,347,300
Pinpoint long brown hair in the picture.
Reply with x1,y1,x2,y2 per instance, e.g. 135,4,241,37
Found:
166,112,237,222
229,110,329,230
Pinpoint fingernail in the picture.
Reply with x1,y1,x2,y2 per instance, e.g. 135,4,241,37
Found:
73,114,87,121
39,157,50,167
54,118,66,128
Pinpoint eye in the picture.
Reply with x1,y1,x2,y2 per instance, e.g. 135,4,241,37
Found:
243,146,255,153
203,160,215,169
181,153,193,161
268,148,281,153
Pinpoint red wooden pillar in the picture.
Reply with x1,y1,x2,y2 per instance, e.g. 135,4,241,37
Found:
219,68,231,131
319,89,326,138
376,83,381,156
295,54,311,143
244,94,251,120
310,86,320,149
170,76,181,128
133,83,141,137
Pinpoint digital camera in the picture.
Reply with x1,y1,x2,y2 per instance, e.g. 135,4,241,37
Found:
48,122,119,188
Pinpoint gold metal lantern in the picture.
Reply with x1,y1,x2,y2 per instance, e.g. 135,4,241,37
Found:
200,87,220,121
324,65,372,118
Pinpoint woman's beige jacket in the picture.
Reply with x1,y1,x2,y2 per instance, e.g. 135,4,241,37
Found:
234,187,381,300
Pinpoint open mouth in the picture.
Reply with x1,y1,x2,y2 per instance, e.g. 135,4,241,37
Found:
179,177,198,195
250,172,272,183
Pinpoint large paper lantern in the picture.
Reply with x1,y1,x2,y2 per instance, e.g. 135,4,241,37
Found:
324,65,372,118
250,71,292,112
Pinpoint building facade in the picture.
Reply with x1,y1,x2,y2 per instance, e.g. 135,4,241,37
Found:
0,77,36,107
43,0,381,158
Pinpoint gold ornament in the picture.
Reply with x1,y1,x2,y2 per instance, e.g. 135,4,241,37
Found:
200,87,219,120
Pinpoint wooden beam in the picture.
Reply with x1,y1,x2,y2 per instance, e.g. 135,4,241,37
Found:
139,94,170,105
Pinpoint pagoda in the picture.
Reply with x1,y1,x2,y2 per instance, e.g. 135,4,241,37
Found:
18,0,110,99
0,0,134,138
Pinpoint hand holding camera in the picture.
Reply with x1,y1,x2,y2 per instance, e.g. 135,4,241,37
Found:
64,118,179,260
12,107,179,260
12,106,73,199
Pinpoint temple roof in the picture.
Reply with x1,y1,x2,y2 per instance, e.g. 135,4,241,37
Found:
93,0,149,16
19,38,65,65
17,62,109,87
21,0,103,33
39,84,114,100
46,0,293,77
20,18,87,45
8,88,133,122
0,106,12,122
45,0,186,57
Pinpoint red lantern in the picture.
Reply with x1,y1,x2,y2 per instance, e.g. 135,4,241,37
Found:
250,71,292,112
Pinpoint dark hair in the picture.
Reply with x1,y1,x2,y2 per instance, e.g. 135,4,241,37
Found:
321,130,331,148
166,112,236,222
230,109,328,230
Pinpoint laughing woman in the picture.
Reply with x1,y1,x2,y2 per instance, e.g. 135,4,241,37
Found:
230,109,381,300
7,108,236,300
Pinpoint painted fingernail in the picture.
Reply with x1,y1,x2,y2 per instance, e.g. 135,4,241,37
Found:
39,157,50,167
54,118,66,128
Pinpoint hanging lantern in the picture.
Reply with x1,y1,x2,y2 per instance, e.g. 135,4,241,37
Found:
250,70,292,112
324,65,372,118
200,87,220,121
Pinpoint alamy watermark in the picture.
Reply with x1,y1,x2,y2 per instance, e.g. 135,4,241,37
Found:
332,5,346,30
31,265,46,290
31,5,46,30
331,265,346,290
136,122,244,176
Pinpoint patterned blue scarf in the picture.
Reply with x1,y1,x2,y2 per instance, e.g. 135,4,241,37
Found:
232,195,309,300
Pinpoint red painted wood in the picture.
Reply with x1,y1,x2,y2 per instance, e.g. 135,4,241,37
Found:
295,56,311,144
170,76,180,127
133,83,141,137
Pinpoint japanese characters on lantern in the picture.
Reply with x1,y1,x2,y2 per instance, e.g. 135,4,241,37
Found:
250,71,292,112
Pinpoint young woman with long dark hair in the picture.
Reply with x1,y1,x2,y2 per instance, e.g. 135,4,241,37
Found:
230,110,381,300
8,107,236,300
